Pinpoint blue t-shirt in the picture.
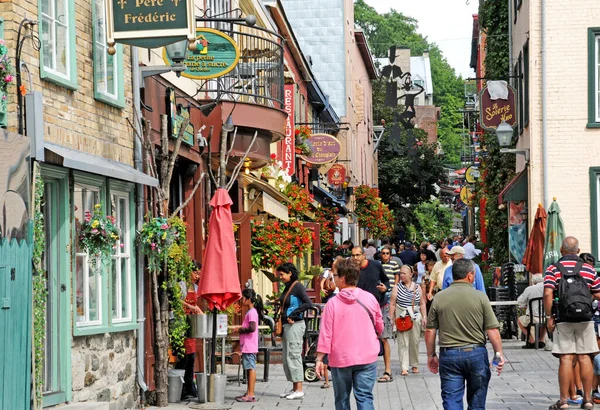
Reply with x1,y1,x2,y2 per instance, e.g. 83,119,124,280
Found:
441,262,486,292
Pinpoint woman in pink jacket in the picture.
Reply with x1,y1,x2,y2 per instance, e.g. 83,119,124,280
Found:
315,258,384,410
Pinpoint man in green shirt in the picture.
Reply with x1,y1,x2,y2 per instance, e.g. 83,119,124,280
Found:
425,258,505,410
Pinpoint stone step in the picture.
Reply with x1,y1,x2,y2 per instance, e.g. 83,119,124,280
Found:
52,402,109,410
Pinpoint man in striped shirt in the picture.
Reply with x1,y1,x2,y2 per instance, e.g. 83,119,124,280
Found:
378,245,401,382
544,236,600,410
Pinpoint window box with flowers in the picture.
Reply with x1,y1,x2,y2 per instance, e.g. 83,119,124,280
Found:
0,37,15,126
283,183,314,218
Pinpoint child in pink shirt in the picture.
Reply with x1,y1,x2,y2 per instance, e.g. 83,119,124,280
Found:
235,289,264,402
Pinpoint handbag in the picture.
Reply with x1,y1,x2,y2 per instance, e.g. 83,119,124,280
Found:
356,298,384,356
395,283,417,332
275,281,298,336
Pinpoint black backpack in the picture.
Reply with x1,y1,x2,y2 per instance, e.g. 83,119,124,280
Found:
556,261,593,322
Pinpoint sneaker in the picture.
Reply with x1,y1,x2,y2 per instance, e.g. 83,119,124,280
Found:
286,390,305,400
279,389,294,398
592,392,600,404
568,396,583,405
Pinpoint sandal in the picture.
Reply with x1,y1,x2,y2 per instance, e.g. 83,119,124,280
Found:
411,367,419,374
377,372,394,383
548,399,569,410
582,400,594,409
401,370,408,376
236,395,256,402
321,382,331,389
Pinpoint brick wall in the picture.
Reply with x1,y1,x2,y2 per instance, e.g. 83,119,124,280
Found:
5,0,134,165
516,0,600,253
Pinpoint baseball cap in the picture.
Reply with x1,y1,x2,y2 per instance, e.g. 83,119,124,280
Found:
404,241,412,248
447,246,465,255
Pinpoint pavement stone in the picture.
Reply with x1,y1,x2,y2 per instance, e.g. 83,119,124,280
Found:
146,339,566,410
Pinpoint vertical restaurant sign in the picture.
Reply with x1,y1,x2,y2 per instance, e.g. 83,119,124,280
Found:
105,0,195,52
479,83,517,131
327,164,346,186
167,88,194,146
281,84,295,175
162,28,240,80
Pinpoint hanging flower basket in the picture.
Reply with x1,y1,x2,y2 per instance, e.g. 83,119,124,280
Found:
137,216,180,272
78,204,121,269
294,126,314,156
0,39,15,109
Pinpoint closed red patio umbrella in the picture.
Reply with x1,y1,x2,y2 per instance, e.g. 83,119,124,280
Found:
198,187,241,311
522,204,547,276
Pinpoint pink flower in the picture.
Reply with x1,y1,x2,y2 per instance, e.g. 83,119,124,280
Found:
91,229,98,234
4,75,13,83
151,243,157,250
120,243,125,248
160,224,169,230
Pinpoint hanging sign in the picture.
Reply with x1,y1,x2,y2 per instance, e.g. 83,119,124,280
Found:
460,186,474,206
298,134,341,164
327,164,346,186
279,84,295,175
162,28,240,80
479,82,517,131
465,166,480,184
106,0,195,51
167,88,194,146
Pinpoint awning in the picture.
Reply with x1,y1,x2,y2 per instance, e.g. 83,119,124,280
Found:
312,184,347,211
241,174,290,221
498,169,528,204
44,142,158,187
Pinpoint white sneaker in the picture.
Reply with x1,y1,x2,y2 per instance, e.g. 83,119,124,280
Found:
279,389,294,398
286,390,305,400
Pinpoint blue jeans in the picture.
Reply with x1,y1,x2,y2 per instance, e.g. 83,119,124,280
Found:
439,346,491,410
330,362,377,410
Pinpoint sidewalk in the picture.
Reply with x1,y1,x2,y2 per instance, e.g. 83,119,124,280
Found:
146,339,561,410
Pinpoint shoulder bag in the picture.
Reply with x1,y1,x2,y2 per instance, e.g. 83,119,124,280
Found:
323,272,337,295
396,284,417,332
356,298,384,356
275,281,298,336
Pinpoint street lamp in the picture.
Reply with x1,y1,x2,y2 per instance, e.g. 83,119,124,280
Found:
495,120,530,162
139,42,188,87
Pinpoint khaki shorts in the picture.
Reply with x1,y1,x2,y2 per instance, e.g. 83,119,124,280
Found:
518,315,540,327
552,322,599,356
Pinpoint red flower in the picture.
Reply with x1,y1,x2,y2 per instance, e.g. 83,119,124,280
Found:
270,153,277,160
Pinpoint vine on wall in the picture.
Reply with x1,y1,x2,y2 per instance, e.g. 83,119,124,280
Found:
32,167,46,408
475,0,514,264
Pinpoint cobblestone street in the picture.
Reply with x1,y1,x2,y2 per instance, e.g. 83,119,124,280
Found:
148,339,562,410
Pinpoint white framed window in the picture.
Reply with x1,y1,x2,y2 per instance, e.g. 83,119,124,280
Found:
40,0,77,89
93,0,124,107
74,183,103,327
110,191,132,322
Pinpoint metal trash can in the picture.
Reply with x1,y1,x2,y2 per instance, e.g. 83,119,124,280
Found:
190,314,211,339
195,372,207,403
167,369,185,403
209,373,227,404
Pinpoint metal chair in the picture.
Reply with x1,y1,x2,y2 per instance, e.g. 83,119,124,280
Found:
525,296,546,350
258,315,282,382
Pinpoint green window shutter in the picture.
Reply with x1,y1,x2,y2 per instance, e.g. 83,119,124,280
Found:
0,18,6,128
588,28,600,128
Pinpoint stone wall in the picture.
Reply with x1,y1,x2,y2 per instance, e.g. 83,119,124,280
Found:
71,331,138,409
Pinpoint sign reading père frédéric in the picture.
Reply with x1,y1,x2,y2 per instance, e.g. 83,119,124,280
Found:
162,28,240,80
106,0,195,52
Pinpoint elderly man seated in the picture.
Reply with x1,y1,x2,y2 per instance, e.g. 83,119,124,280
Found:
517,273,546,349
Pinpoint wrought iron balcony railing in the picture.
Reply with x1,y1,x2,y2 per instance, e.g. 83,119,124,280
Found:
198,22,284,111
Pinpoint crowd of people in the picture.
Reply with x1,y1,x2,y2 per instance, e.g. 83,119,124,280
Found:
227,233,600,410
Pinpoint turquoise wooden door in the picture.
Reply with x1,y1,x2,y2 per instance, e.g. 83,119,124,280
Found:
0,238,32,409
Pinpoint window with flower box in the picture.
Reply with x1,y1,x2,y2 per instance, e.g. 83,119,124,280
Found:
0,18,7,128
39,0,78,89
73,173,136,335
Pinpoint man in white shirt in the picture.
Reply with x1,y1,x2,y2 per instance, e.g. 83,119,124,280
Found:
517,273,545,348
427,248,452,301
463,236,481,260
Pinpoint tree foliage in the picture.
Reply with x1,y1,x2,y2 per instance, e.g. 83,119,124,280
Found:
406,199,454,244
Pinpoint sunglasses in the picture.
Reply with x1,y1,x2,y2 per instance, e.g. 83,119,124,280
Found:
352,254,363,257
381,252,390,255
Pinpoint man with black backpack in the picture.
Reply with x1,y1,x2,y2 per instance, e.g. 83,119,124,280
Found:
544,237,600,410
